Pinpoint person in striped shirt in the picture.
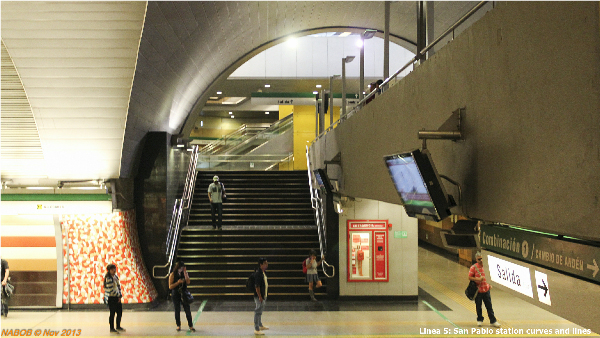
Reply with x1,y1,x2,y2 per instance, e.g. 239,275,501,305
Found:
104,264,125,334
468,252,501,328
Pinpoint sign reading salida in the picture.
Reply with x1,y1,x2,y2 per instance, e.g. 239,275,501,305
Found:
487,255,533,298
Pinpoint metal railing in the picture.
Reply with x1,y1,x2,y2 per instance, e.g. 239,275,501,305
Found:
197,153,293,171
200,114,293,157
305,146,334,277
199,124,265,155
152,145,199,279
312,1,490,144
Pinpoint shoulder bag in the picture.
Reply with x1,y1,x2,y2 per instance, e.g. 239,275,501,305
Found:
465,265,483,301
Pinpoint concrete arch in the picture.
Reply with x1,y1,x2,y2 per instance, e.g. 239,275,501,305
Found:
122,1,481,178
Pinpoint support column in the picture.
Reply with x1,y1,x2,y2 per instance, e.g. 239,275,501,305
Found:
426,1,435,58
416,1,426,63
384,1,391,79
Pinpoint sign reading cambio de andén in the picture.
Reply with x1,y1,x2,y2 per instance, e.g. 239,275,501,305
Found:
480,224,600,283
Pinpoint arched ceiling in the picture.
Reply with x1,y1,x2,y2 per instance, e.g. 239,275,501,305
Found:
124,1,480,178
1,1,481,183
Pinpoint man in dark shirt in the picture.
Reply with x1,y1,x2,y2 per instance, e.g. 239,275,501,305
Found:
253,258,269,335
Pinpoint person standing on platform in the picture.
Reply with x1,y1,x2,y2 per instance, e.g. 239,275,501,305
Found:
208,175,226,229
305,250,324,301
169,261,195,332
104,264,125,334
469,252,501,328
253,258,269,335
1,258,9,317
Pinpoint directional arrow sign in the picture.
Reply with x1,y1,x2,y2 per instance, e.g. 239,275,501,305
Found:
538,279,548,297
587,259,599,278
535,270,551,306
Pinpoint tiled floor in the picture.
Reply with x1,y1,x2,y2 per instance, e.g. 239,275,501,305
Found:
1,246,596,337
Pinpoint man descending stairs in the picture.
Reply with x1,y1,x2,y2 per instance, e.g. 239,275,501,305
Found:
177,171,327,300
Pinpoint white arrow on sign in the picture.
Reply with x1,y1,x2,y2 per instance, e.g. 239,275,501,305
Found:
587,259,599,278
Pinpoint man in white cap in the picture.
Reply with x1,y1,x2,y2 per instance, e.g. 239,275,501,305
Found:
207,175,225,229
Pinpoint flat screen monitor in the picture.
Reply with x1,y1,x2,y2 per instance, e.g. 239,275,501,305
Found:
440,232,479,249
383,149,451,222
313,169,332,193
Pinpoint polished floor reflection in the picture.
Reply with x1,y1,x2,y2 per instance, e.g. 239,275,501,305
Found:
1,246,596,337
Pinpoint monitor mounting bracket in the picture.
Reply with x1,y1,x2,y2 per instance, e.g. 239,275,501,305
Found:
418,107,464,149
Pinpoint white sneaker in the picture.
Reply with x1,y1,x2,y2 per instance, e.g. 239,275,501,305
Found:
254,330,265,335
259,326,269,330
477,321,483,327
492,322,501,327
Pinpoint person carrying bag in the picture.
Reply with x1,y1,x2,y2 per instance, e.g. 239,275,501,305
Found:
169,261,195,332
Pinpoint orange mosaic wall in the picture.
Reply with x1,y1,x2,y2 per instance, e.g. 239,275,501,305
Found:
61,210,158,304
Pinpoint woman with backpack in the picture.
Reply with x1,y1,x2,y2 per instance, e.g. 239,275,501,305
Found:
169,261,195,332
104,264,125,334
304,250,324,301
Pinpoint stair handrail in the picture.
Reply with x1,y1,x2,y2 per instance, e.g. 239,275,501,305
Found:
153,145,199,279
306,146,327,261
322,260,335,278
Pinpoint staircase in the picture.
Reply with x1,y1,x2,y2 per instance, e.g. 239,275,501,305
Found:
178,171,327,299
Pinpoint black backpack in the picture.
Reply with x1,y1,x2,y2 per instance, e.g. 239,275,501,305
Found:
246,270,256,292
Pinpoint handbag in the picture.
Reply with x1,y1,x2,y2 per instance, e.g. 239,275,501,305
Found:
465,265,483,301
3,282,14,298
181,289,194,305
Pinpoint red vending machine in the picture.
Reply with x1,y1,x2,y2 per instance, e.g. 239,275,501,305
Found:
347,220,389,282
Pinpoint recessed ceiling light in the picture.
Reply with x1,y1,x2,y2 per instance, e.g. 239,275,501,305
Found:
216,91,222,95
316,85,322,88
265,112,269,114
201,121,203,127
265,84,271,88
229,111,233,114
209,96,219,100
231,115,234,118
339,32,351,37
313,91,318,94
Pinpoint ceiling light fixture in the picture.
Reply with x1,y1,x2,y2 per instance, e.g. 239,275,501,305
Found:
231,115,235,118
265,84,271,88
265,112,269,114
313,91,318,95
216,91,222,95
201,121,203,127
229,111,233,114
316,85,322,88
209,96,219,100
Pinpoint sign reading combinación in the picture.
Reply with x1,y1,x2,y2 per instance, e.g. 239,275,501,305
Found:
480,224,600,284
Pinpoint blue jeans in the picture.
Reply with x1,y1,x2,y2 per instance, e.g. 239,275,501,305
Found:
253,297,266,330
475,290,497,323
210,202,223,228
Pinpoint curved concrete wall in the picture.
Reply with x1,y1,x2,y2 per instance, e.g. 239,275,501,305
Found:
310,2,600,241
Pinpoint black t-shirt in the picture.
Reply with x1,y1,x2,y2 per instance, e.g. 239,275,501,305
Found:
1,259,8,281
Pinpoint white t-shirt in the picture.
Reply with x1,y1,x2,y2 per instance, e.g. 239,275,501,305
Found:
208,182,223,203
